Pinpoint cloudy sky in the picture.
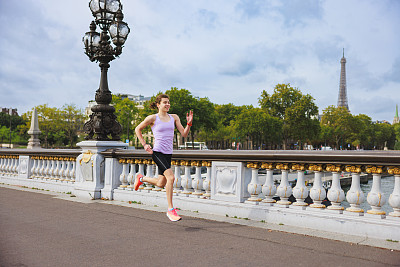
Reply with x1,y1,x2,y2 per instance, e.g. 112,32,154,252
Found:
0,0,399,122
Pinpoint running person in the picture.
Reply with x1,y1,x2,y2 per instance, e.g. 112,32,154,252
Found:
134,94,193,221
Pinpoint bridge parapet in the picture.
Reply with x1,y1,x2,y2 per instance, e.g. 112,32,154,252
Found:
1,148,399,242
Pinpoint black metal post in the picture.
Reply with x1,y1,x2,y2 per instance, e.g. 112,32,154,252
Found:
83,2,130,141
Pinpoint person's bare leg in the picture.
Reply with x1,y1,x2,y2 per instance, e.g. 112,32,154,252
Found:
142,175,166,187
163,169,175,209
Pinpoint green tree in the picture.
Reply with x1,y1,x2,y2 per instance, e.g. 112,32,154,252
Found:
112,95,139,143
347,114,372,149
234,107,282,149
370,122,396,150
259,84,319,149
23,104,85,148
60,104,85,147
320,106,353,149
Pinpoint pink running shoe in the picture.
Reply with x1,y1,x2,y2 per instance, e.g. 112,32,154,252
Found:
166,209,182,222
134,174,143,191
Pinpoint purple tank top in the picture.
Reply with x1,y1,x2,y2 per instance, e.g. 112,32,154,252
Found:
151,114,175,154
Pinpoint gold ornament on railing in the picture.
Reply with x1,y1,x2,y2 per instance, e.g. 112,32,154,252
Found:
191,161,201,167
201,161,211,167
308,164,323,172
387,166,400,175
246,162,260,169
181,160,191,166
261,162,275,170
325,164,342,172
365,165,385,174
119,159,125,164
345,165,363,173
276,163,290,170
292,163,306,171
135,159,142,164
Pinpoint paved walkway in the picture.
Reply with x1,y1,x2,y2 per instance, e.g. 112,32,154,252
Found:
0,185,399,267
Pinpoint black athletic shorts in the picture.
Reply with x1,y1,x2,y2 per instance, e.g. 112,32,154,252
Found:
152,151,172,175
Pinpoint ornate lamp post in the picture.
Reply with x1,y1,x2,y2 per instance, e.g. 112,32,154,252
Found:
83,0,130,141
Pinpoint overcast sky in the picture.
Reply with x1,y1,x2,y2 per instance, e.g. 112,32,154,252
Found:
0,0,399,122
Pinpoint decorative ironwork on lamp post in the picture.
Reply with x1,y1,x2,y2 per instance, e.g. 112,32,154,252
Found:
83,0,130,141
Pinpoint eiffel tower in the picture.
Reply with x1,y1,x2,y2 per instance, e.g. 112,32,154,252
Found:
337,49,349,111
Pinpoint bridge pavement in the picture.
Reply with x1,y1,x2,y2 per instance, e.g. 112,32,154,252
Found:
0,185,399,267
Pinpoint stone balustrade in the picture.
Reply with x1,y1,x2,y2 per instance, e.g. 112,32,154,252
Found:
1,147,400,241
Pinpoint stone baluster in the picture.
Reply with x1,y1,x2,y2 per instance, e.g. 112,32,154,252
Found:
6,156,11,175
60,157,68,181
326,165,345,211
345,165,365,214
0,156,5,174
366,166,386,217
143,160,154,190
127,159,136,190
36,157,43,179
64,158,71,181
7,157,12,175
261,162,277,204
388,167,400,217
292,164,309,207
4,156,10,175
15,156,20,176
180,160,193,195
44,157,52,179
2,156,8,174
6,157,11,175
246,162,262,202
39,157,46,179
191,161,203,196
57,158,64,181
11,156,17,176
49,157,57,180
276,163,292,206
119,159,129,189
36,156,44,179
14,156,20,176
8,157,14,175
0,156,4,174
69,158,76,182
13,156,19,175
309,164,326,209
202,161,211,197
9,156,15,175
53,157,61,180
3,156,8,174
30,156,37,179
172,160,182,194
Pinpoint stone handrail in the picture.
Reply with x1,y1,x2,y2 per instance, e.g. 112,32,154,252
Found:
102,149,400,166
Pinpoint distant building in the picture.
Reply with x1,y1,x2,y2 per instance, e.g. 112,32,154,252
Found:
337,49,349,111
1,108,18,116
393,104,399,124
85,93,152,118
116,93,152,108
372,120,391,125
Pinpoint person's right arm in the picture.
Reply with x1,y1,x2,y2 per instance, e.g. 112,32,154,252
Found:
135,115,156,154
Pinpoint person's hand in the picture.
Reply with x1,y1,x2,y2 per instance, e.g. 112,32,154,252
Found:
186,110,193,126
144,144,153,154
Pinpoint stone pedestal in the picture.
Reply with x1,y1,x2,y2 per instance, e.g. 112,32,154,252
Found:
73,141,128,199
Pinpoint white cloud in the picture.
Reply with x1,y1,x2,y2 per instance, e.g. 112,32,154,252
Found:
0,0,399,122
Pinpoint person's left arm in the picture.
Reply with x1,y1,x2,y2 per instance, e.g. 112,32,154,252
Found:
173,111,193,138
